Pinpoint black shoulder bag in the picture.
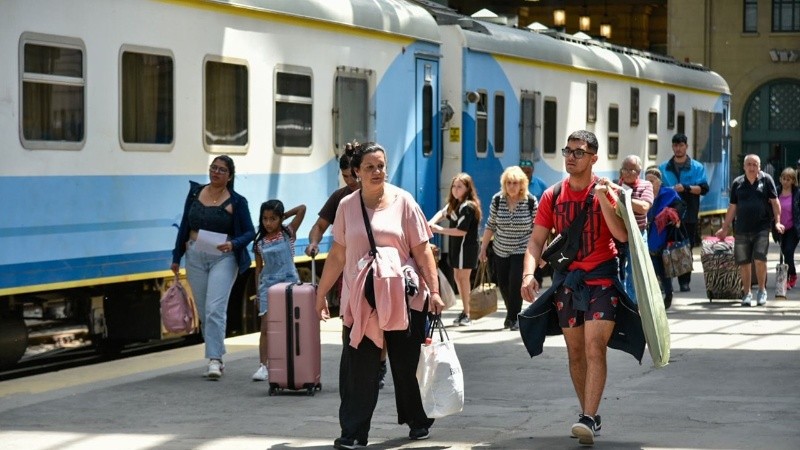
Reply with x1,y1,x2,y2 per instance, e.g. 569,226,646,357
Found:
541,184,595,272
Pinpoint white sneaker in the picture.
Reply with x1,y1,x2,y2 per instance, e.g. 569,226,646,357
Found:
252,364,268,381
756,289,768,306
205,359,223,379
741,292,754,307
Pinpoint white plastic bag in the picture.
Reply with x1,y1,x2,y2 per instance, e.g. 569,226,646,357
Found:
416,316,464,418
438,269,457,310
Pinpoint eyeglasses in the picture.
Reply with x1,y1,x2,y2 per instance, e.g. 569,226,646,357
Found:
621,168,639,174
209,164,229,174
561,147,595,159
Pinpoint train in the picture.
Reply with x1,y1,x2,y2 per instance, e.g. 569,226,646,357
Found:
0,0,731,369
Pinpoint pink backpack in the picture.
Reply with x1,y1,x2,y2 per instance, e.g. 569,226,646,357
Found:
160,275,196,333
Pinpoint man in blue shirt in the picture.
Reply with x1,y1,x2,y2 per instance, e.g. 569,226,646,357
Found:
520,158,548,201
658,134,709,292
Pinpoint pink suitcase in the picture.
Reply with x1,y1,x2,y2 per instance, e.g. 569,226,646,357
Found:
266,280,322,395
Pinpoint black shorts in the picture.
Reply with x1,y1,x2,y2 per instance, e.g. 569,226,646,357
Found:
554,283,620,328
734,229,770,265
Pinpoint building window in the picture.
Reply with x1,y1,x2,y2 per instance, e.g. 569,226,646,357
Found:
586,81,597,123
20,34,85,150
494,92,505,155
476,90,488,155
773,0,800,32
608,105,619,159
121,49,174,149
543,99,557,155
744,0,758,32
630,87,639,126
205,58,248,150
333,68,371,155
648,110,658,159
274,66,312,154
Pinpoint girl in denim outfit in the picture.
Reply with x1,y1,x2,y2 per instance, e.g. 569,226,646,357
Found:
251,200,306,381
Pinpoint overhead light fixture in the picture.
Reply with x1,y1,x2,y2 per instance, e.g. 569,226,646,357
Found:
599,1,611,39
600,22,612,39
579,15,591,31
553,9,566,27
579,1,590,31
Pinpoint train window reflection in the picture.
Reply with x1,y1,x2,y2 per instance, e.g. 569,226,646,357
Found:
476,90,488,156
608,105,619,159
543,99,557,155
121,49,174,149
648,110,658,159
204,59,248,150
20,34,86,150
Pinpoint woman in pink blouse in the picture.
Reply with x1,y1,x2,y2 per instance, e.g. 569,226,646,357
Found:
315,142,444,449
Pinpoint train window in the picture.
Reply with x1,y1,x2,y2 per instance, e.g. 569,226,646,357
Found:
334,68,371,154
520,92,536,156
630,88,639,126
543,99,557,155
677,113,686,135
586,81,597,124
274,65,312,155
423,83,433,156
648,110,658,159
608,105,619,159
476,91,488,156
204,58,248,152
667,93,675,130
20,33,86,150
494,92,505,155
120,48,174,150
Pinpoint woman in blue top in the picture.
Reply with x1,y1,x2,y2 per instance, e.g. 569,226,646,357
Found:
251,200,306,381
645,167,685,309
171,155,255,379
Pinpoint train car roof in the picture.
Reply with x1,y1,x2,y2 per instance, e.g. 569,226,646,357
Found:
206,0,440,43
413,0,729,94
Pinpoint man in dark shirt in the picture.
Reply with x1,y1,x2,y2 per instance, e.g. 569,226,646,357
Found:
715,154,783,306
305,154,358,257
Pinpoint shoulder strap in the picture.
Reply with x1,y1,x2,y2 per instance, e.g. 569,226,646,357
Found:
493,194,500,210
360,193,378,256
552,182,562,213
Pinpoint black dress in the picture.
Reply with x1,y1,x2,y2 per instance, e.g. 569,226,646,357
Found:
447,202,479,270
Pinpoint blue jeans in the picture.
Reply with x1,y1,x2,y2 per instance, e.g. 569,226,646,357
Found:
185,241,238,360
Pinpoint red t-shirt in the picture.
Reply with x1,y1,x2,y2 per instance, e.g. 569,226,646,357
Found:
535,177,618,279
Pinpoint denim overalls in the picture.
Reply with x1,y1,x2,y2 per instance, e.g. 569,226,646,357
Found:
257,232,299,315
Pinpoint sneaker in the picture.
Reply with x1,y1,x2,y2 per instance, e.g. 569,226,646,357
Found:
757,289,768,306
503,319,511,329
458,314,472,326
333,437,367,449
571,414,598,446
409,427,430,440
453,311,468,326
571,414,601,438
509,321,519,331
205,359,223,379
789,275,797,290
378,361,387,389
741,292,754,307
252,364,268,381
679,283,691,292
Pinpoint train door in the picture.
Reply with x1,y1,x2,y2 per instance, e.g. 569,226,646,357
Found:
415,58,440,218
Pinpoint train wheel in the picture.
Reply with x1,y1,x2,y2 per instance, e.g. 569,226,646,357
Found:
0,316,28,369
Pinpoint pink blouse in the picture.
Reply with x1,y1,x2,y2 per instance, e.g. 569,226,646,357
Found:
333,185,432,348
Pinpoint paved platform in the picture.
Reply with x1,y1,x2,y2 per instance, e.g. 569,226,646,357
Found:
1,248,799,450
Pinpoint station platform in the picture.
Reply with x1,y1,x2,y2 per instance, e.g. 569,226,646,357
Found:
1,247,799,450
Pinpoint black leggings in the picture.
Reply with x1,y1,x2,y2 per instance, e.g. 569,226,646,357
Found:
494,253,524,323
781,227,799,276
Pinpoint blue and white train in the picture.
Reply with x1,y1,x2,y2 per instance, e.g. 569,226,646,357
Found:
0,0,731,368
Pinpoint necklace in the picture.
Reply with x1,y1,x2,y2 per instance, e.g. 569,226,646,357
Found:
207,186,226,204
